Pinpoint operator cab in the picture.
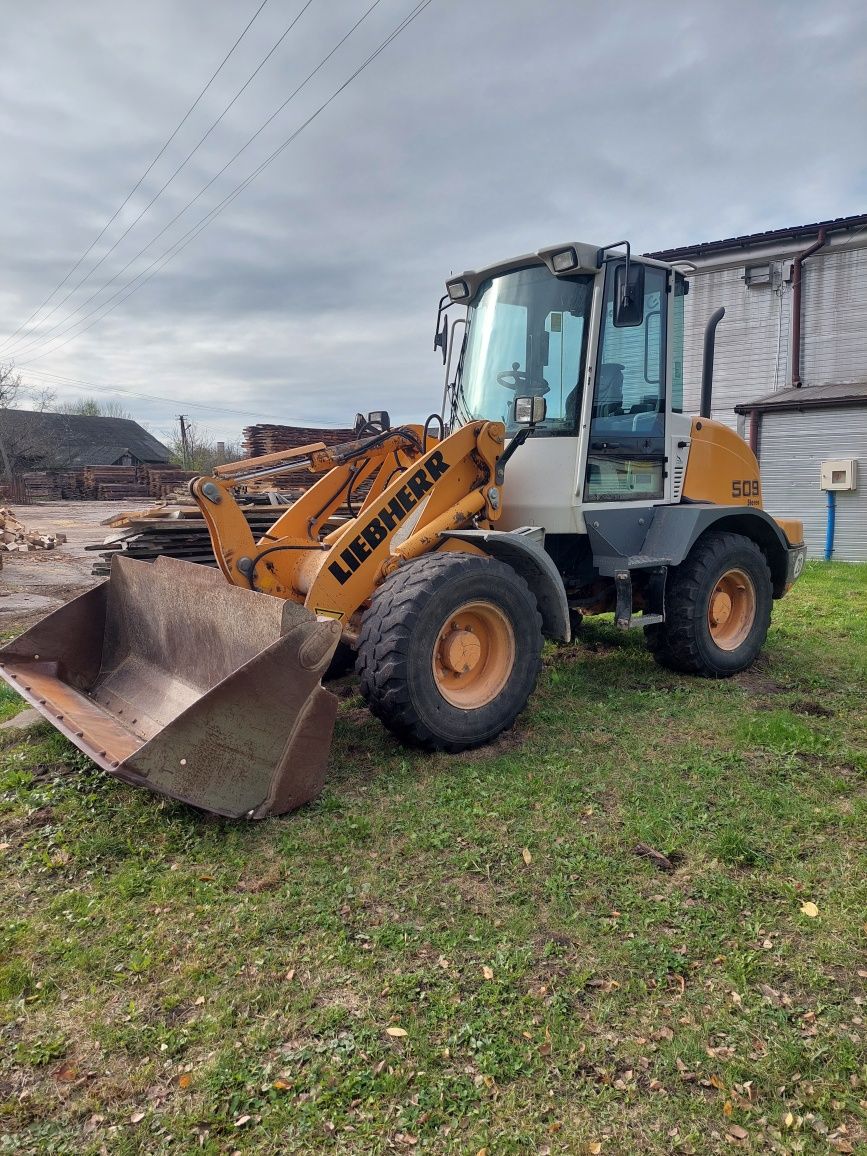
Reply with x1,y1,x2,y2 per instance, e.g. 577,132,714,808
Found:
437,242,689,532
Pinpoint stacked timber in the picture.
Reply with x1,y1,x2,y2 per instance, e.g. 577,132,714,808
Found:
19,472,60,500
241,424,355,458
82,465,142,499
87,505,285,576
240,424,357,497
140,465,198,498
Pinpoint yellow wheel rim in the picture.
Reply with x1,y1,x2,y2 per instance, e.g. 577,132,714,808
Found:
708,568,756,651
432,600,515,708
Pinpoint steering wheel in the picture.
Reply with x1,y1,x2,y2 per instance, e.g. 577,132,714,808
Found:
496,363,550,395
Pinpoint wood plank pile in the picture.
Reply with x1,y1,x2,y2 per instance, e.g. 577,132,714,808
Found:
87,505,285,577
0,507,67,552
242,424,356,458
81,465,145,500
19,472,61,500
140,465,198,498
240,423,358,497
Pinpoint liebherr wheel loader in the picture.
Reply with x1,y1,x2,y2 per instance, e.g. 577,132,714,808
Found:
0,241,807,818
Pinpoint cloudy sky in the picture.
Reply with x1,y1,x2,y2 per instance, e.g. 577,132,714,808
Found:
1,0,865,445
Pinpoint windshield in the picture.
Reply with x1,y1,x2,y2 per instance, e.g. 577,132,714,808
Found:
456,265,594,435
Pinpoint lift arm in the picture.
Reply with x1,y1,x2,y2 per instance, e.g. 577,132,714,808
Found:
190,420,506,626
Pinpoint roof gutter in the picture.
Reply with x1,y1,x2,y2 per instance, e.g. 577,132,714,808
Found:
790,227,827,388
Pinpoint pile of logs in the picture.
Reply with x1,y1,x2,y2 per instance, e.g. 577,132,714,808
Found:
0,507,67,552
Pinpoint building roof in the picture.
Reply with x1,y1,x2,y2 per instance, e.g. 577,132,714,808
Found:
0,409,170,468
647,212,867,263
734,381,867,415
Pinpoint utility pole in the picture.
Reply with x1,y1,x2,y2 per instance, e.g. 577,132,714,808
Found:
177,415,191,470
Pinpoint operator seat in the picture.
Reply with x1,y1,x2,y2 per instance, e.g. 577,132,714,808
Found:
594,362,625,418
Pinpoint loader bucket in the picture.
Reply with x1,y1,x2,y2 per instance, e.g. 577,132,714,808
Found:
0,555,342,818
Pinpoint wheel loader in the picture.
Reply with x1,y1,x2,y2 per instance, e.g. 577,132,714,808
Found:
0,240,807,818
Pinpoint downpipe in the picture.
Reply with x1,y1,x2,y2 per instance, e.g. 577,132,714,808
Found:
824,490,836,560
791,227,827,388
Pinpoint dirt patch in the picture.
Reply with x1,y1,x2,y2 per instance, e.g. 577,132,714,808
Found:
734,666,786,696
455,724,526,762
791,700,835,718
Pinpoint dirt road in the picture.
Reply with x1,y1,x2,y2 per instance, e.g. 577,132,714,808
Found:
0,501,133,629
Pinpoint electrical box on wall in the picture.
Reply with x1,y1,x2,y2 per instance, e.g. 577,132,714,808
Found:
819,459,857,491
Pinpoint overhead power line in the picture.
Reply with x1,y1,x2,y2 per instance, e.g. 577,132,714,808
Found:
0,0,272,356
16,0,435,368
20,365,282,421
2,0,316,361
8,0,367,365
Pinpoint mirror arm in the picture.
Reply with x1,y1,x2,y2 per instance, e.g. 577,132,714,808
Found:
494,426,531,485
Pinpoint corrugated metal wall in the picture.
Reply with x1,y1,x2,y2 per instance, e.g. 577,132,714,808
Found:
801,246,867,385
681,239,867,427
681,265,790,428
758,406,867,561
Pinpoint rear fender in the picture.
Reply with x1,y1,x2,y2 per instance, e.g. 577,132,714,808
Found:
642,506,793,597
442,528,570,642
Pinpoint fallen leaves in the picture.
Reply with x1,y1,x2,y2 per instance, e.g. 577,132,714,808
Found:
481,965,494,980
386,1026,407,1037
521,847,533,866
727,1123,748,1140
800,900,819,918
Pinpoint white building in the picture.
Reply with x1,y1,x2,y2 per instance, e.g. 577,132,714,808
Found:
648,214,867,560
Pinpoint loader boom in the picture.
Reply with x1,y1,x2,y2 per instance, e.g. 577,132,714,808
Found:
190,420,506,628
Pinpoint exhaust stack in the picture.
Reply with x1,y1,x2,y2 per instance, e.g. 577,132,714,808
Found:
700,306,726,419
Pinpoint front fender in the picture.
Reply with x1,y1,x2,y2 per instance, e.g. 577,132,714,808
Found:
441,528,570,642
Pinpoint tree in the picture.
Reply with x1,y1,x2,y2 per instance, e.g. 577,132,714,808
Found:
57,397,132,419
165,419,240,473
0,363,56,484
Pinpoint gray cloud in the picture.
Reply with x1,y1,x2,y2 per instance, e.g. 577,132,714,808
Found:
1,0,865,442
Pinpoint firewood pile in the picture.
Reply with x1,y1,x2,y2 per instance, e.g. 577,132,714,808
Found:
0,507,67,552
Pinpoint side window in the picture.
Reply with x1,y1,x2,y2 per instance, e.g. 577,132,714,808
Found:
671,274,686,413
585,263,668,503
592,263,667,436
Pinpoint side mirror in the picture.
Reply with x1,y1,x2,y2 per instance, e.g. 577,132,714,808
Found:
514,396,546,426
613,261,645,327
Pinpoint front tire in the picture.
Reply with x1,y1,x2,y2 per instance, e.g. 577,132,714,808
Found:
356,552,543,751
646,531,773,677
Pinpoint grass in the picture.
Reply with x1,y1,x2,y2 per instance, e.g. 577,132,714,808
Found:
0,560,865,1154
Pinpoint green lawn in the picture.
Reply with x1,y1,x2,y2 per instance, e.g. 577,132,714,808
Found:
1,561,865,1155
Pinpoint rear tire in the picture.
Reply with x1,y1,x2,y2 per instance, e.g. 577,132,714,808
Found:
356,552,543,751
646,531,772,677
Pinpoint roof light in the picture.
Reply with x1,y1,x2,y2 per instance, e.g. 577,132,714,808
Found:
446,278,470,302
551,247,578,273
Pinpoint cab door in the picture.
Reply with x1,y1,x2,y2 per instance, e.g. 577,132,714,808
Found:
583,261,668,505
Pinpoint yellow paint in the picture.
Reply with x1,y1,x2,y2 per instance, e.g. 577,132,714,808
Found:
682,418,763,507
192,421,505,630
774,518,804,547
